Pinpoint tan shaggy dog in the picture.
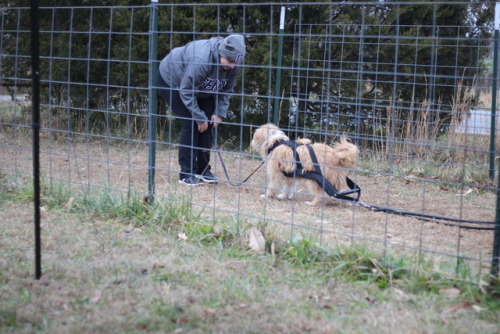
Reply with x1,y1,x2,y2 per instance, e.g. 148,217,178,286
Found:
250,123,358,206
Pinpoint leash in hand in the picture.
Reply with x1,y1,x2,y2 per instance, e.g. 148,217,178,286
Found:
208,126,263,186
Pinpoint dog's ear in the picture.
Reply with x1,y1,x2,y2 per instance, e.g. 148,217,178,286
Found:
296,138,312,145
340,135,353,144
337,136,352,144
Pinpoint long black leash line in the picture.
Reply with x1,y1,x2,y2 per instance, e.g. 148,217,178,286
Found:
298,170,496,231
211,129,496,231
215,148,264,186
209,127,263,186
356,200,496,231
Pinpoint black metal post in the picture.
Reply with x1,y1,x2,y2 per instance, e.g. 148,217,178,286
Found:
147,0,159,203
30,0,42,279
273,6,285,125
490,3,500,283
490,27,498,180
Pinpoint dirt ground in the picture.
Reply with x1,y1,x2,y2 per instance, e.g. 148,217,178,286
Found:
1,131,496,276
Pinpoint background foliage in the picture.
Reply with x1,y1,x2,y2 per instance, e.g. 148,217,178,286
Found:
1,0,493,146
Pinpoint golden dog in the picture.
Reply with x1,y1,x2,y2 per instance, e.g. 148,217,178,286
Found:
250,123,358,206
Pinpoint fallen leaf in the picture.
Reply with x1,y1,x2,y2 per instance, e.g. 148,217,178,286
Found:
248,227,265,253
478,279,488,294
203,308,217,318
439,287,461,297
63,197,74,209
472,305,485,313
392,288,410,301
90,290,102,303
153,263,165,270
444,302,472,313
213,225,222,235
457,188,474,197
365,297,376,304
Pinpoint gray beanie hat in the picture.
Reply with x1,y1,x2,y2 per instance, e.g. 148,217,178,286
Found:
219,34,246,64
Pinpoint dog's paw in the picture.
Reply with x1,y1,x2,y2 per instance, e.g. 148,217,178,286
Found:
305,200,316,206
277,193,287,200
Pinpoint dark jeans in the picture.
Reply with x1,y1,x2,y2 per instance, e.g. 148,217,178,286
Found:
157,73,215,180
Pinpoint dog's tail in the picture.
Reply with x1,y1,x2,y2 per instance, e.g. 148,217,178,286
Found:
333,137,358,167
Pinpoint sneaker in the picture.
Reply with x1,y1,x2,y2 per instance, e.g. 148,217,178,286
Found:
195,170,218,183
178,176,203,186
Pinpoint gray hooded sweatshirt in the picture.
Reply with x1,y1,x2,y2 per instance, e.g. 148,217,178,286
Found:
159,37,241,124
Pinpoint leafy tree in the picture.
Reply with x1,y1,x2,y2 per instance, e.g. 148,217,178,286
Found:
1,1,493,145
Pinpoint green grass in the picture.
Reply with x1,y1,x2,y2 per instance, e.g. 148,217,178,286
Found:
1,174,500,333
3,175,499,293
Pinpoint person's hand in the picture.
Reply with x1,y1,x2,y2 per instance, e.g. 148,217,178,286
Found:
198,121,209,133
211,115,223,128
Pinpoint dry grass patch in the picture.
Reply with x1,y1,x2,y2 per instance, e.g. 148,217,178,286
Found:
1,189,499,333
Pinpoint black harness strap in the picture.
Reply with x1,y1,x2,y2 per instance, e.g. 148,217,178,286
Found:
269,140,361,203
306,145,322,174
268,139,304,177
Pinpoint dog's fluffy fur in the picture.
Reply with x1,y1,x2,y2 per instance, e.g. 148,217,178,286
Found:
251,123,358,206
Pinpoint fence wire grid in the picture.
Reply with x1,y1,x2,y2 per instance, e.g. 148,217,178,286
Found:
1,1,500,280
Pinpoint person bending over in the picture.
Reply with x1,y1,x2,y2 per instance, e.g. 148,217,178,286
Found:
158,34,246,186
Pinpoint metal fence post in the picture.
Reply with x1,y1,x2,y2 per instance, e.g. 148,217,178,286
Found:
490,4,499,181
490,2,500,282
273,6,285,125
147,0,159,202
493,175,500,280
30,0,42,280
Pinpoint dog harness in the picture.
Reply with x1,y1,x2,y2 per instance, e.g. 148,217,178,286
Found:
267,139,361,203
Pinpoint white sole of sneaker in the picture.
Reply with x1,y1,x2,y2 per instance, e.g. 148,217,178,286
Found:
195,175,217,183
178,180,203,186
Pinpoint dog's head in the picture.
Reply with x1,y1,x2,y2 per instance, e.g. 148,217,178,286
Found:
250,123,289,156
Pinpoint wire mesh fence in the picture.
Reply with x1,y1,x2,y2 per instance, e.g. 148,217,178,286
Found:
1,1,499,280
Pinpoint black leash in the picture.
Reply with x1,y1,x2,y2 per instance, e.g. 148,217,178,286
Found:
210,126,263,186
356,200,496,231
215,150,264,186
